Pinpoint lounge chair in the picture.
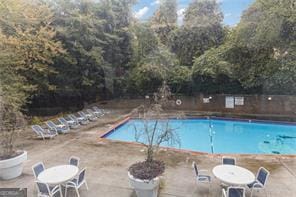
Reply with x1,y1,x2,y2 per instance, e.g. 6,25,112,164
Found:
93,106,108,116
192,162,211,190
32,125,58,140
248,167,269,197
91,107,104,117
36,181,62,197
46,120,70,134
87,109,102,118
65,168,88,197
58,117,80,129
69,156,80,167
32,162,45,179
223,186,245,197
69,114,89,125
78,111,97,121
222,156,236,165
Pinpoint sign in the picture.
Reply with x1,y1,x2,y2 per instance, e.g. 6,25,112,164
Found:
203,98,210,103
0,188,27,197
235,97,244,105
225,96,234,108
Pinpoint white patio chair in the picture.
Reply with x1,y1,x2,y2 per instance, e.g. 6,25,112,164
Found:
91,106,105,117
32,162,45,179
248,167,270,197
222,156,236,165
192,161,211,191
31,125,58,140
36,181,62,197
69,114,89,125
65,168,88,197
223,186,245,197
93,106,109,115
87,108,102,118
58,117,80,129
46,120,70,134
78,111,97,121
69,156,80,167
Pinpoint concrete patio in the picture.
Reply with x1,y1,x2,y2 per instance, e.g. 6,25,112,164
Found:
1,109,295,197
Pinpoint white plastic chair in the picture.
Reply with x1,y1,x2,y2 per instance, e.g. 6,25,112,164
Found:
46,120,70,134
32,162,45,179
32,125,58,140
248,167,270,197
223,186,245,197
65,168,88,197
192,161,211,192
36,181,62,197
69,156,80,167
222,156,236,165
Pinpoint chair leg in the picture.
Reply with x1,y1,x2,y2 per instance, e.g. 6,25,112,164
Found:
65,186,67,197
84,181,89,190
75,188,80,197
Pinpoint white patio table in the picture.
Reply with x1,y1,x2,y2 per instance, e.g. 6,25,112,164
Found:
213,165,255,185
38,165,79,197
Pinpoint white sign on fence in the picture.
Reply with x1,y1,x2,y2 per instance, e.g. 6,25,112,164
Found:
235,97,244,105
225,96,234,108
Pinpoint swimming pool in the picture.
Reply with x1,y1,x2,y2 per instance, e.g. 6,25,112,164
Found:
104,118,296,155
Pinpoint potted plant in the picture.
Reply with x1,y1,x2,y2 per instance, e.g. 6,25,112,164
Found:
128,82,180,197
0,99,27,180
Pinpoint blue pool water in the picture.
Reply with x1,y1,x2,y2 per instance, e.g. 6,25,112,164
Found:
105,119,296,154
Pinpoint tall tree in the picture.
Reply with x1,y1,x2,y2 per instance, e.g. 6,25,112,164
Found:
169,0,225,66
50,0,106,102
0,0,64,108
150,0,177,45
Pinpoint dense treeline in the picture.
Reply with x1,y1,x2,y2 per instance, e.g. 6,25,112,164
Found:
0,0,295,112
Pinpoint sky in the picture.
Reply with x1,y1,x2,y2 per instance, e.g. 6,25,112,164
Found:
133,0,255,26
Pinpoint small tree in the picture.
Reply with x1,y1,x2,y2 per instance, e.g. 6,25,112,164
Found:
129,82,181,180
0,98,25,160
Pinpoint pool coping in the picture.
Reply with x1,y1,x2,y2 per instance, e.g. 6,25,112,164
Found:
98,116,296,157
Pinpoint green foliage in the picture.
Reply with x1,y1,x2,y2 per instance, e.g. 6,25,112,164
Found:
168,66,192,94
1,0,296,116
169,0,225,66
0,0,64,109
129,63,165,95
150,0,178,45
184,0,223,28
30,116,43,126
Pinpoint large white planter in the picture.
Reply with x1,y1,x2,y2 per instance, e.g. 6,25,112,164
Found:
0,151,27,180
128,171,160,197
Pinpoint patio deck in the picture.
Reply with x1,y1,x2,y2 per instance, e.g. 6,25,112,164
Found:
1,109,295,197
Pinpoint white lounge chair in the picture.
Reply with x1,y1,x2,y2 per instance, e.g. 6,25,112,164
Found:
91,107,105,117
32,125,58,140
46,120,70,134
93,106,110,115
65,168,88,197
69,114,89,125
86,109,102,119
78,111,97,121
58,117,80,129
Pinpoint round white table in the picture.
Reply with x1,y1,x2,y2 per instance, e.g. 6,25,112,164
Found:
213,165,255,185
38,165,79,185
